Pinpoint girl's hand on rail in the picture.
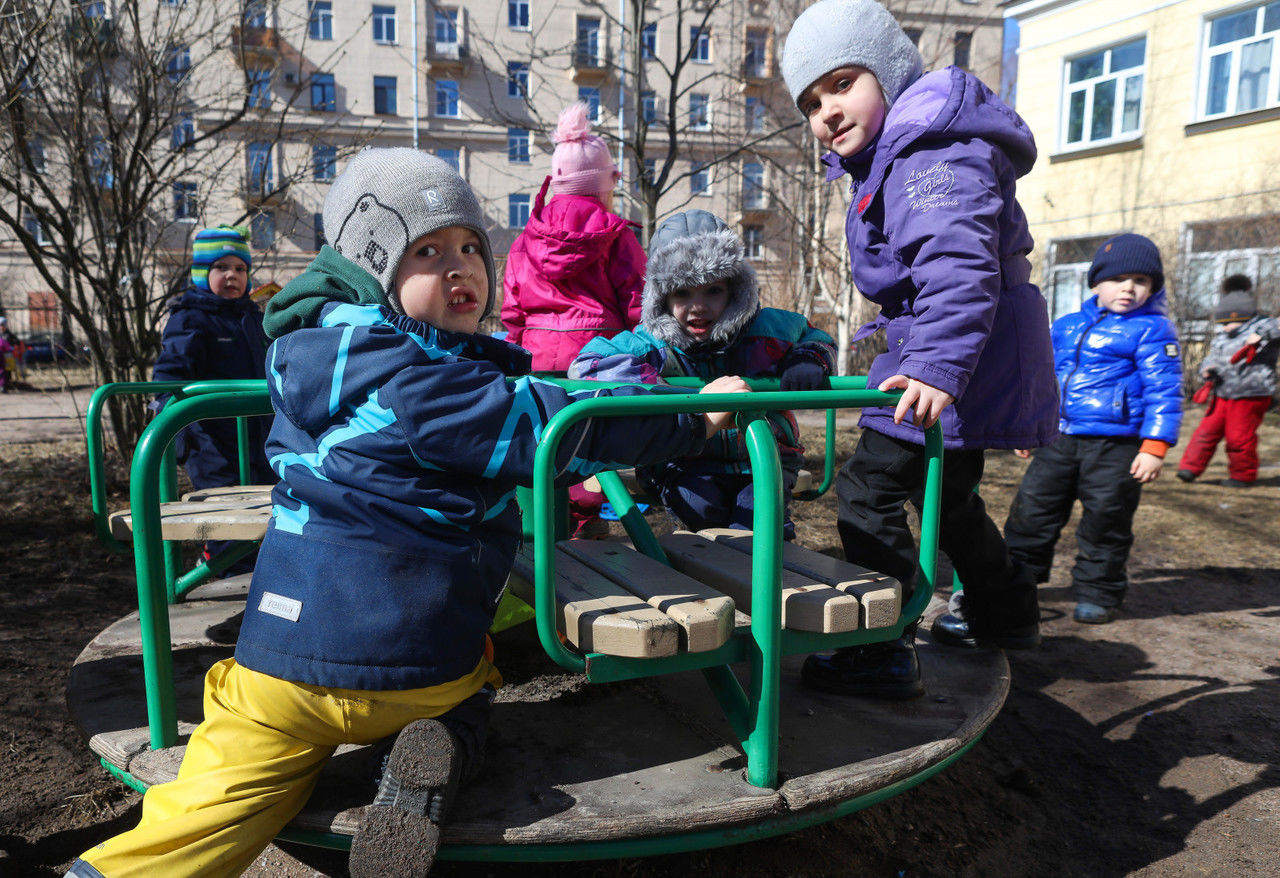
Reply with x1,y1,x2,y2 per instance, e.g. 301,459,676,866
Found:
878,374,955,429
699,376,752,436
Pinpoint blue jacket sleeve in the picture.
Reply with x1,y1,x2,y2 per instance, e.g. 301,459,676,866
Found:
567,330,666,384
1136,317,1183,445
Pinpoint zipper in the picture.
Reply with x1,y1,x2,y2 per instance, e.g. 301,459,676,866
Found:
1060,310,1107,430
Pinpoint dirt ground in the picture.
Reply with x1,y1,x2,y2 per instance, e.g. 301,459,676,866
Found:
2,388,1278,878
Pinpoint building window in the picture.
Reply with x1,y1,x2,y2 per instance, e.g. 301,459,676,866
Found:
743,161,765,209
90,137,112,189
22,207,49,244
577,17,601,66
1200,3,1280,118
437,147,461,172
170,113,194,150
953,31,972,69
690,26,710,63
1045,235,1110,321
743,224,763,259
373,75,397,114
248,68,271,109
313,144,337,181
508,128,530,163
313,213,326,250
634,157,656,193
904,27,923,46
641,22,657,58
509,193,531,228
744,28,769,77
1182,216,1280,333
689,92,710,131
434,7,458,47
690,160,709,195
251,212,274,250
641,90,658,124
579,87,601,121
247,142,272,193
507,61,528,99
27,138,46,173
434,79,459,117
244,0,268,27
166,44,190,82
508,0,529,30
372,5,397,43
173,182,198,220
1062,37,1145,149
311,72,335,111
745,96,765,132
309,1,333,40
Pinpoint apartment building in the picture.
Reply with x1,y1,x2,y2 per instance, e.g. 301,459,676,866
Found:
1008,0,1280,339
1,0,1006,341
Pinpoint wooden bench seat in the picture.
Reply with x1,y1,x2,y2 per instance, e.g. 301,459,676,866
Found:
109,496,272,542
507,531,902,659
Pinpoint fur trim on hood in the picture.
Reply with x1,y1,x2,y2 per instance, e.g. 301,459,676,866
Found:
642,210,759,349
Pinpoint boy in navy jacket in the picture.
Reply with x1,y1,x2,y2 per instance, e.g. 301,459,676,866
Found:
1004,234,1182,624
68,149,748,878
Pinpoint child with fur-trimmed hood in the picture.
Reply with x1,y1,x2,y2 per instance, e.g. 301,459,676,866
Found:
570,209,836,539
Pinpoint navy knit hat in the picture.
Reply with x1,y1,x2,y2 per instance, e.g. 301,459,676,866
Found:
1088,233,1164,292
191,226,251,292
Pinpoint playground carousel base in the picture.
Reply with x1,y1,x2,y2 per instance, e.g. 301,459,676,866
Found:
67,577,1008,861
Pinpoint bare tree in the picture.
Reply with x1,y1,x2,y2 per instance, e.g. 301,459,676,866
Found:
0,0,369,451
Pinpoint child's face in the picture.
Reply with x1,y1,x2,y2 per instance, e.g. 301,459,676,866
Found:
1094,274,1155,314
669,280,730,341
799,66,886,158
208,256,249,300
394,227,489,333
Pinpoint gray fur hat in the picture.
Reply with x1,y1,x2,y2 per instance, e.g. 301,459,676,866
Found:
643,210,758,349
781,0,924,111
324,148,496,317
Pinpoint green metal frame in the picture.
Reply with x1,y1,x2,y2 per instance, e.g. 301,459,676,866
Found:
96,375,947,857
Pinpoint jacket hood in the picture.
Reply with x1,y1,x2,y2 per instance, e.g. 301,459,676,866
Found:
523,178,637,281
642,211,759,349
828,67,1037,181
264,246,391,339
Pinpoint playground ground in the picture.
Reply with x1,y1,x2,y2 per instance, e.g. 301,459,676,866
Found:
1,384,1278,877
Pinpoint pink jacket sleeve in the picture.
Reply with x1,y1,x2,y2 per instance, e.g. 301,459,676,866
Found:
606,226,646,331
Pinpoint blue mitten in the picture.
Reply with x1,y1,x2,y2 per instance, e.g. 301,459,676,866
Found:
779,360,827,392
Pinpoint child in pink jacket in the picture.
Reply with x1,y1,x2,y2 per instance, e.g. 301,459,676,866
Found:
502,102,645,372
502,102,646,537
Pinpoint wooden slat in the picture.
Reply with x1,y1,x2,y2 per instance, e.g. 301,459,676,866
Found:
698,528,901,629
509,548,679,658
109,498,272,542
181,484,275,502
657,531,861,633
557,540,735,653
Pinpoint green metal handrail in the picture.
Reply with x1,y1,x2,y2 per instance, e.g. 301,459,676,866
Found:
528,377,942,788
86,379,271,554
128,389,275,750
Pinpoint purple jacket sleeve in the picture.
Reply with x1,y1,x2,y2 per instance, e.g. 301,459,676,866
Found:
884,144,1009,401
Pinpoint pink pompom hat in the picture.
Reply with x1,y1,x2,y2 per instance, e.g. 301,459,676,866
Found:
549,102,619,197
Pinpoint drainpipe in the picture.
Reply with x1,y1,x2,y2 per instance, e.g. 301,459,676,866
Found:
411,0,420,149
617,0,625,173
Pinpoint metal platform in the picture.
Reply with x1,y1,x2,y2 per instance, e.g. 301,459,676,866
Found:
68,591,1008,859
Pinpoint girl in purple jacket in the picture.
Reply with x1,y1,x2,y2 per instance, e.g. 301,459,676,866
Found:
502,102,646,537
781,0,1059,700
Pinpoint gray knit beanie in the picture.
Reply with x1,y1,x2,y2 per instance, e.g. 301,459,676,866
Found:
324,148,496,317
781,0,924,111
643,210,759,349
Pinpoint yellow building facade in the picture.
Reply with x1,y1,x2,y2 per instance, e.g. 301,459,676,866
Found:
1008,0,1280,336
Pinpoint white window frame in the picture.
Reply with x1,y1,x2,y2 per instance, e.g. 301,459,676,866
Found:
312,144,337,181
578,86,601,121
309,1,333,40
509,193,531,228
248,67,272,109
507,128,530,163
743,224,763,260
372,5,397,44
745,95,765,132
434,7,458,47
23,207,50,244
174,181,198,221
641,90,658,124
577,17,601,66
373,75,397,115
641,22,657,59
507,62,528,99
508,0,530,31
690,26,711,63
1059,36,1146,151
742,161,765,209
689,92,711,131
434,79,459,117
690,160,710,196
744,28,769,78
1197,3,1280,120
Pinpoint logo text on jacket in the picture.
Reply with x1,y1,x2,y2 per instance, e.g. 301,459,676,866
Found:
904,161,958,213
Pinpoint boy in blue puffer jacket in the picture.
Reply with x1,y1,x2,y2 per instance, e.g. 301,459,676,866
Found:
1004,234,1183,625
67,149,748,878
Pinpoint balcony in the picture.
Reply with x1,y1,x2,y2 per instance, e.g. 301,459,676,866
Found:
230,25,280,67
738,60,771,93
736,193,772,221
241,180,286,207
571,51,611,84
426,41,469,74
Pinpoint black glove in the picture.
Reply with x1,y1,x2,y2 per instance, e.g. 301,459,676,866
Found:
779,360,827,392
